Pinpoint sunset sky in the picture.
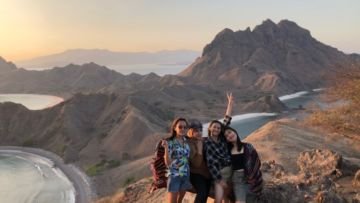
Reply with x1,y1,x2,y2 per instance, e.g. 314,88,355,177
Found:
0,0,359,61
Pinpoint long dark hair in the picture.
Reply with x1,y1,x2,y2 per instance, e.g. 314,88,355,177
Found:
167,117,188,140
224,126,243,152
208,120,224,138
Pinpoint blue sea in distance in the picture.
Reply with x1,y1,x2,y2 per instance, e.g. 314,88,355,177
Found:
204,90,323,139
0,94,64,110
108,64,188,76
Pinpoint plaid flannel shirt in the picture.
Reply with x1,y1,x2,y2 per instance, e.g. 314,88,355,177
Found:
203,115,232,181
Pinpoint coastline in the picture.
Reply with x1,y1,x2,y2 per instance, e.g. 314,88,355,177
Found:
0,146,96,203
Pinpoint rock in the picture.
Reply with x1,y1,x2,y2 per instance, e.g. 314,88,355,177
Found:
262,160,286,178
262,182,306,203
297,149,342,177
315,191,346,203
353,170,360,187
353,193,360,203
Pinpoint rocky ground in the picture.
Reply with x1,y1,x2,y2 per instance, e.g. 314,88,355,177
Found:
96,119,360,203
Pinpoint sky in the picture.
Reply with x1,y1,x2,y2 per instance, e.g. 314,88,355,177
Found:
0,0,359,61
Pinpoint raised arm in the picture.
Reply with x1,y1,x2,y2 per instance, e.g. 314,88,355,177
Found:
223,92,234,126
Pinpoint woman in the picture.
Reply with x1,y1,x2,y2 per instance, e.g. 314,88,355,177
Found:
224,126,263,203
187,93,234,203
162,118,192,203
187,119,212,203
203,93,234,203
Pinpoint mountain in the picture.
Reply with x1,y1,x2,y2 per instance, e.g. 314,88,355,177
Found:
0,93,170,163
0,56,17,74
179,19,360,94
0,62,168,97
15,49,200,69
2,19,360,198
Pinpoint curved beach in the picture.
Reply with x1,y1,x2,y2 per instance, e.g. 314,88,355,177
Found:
0,146,95,203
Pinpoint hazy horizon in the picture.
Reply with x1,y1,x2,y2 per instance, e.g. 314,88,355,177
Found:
1,0,359,61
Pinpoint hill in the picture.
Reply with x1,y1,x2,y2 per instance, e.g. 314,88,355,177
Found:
180,19,360,94
15,49,199,69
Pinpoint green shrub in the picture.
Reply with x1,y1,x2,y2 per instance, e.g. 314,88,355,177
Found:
123,176,135,186
85,159,121,176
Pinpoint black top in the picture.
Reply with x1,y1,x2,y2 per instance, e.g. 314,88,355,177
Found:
231,153,245,170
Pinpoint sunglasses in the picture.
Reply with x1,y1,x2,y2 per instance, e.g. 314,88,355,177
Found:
177,125,188,129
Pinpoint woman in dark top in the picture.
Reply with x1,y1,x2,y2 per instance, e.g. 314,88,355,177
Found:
224,126,263,203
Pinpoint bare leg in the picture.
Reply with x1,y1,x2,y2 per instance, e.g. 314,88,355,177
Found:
214,182,225,203
177,190,186,203
167,192,178,203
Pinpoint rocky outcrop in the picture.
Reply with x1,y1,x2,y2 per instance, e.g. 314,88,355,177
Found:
180,19,358,94
297,149,342,178
354,170,360,187
260,149,348,203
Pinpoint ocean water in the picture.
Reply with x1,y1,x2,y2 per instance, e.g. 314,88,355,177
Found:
0,94,64,110
204,90,322,139
0,152,75,203
108,64,188,76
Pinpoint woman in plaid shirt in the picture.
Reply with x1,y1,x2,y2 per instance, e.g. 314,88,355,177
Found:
204,93,233,203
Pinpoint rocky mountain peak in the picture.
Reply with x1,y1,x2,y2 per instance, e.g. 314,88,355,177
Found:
252,19,312,43
253,19,278,32
180,19,352,94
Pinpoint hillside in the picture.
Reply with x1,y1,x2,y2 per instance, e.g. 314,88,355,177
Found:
97,119,360,203
180,19,360,94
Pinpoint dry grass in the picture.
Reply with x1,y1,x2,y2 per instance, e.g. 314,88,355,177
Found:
305,66,360,137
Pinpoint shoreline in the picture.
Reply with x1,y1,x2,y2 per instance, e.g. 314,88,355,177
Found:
0,146,96,203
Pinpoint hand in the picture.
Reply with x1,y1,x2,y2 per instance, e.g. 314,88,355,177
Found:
227,92,233,105
161,140,168,148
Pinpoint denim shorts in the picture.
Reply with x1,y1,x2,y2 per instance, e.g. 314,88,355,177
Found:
232,170,248,202
167,175,192,192
220,166,233,182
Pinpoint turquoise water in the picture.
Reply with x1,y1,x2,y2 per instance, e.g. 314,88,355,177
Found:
230,114,280,139
0,152,75,203
216,90,321,139
0,94,64,110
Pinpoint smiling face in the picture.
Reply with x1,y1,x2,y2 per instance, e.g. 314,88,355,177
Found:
209,122,222,137
188,128,202,139
174,120,188,137
224,128,237,143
